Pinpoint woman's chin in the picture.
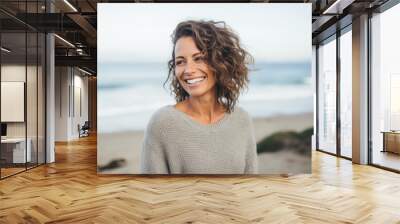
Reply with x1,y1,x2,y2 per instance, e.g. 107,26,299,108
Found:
187,91,205,98
183,84,215,99
187,89,209,98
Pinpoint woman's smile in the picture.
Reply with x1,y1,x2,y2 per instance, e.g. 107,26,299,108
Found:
184,75,207,87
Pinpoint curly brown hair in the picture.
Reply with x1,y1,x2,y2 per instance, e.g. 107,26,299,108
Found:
165,20,253,113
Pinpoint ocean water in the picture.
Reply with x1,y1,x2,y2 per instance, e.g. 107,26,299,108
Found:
98,62,313,133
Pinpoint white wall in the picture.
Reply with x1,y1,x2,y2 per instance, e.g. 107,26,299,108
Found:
55,66,70,141
55,67,89,141
72,73,89,137
1,65,26,131
1,63,46,164
1,65,38,138
1,65,27,142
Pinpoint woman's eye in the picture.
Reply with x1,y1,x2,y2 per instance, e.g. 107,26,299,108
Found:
175,60,184,66
194,57,204,62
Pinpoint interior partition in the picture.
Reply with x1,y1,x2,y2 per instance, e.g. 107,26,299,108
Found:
0,2,47,179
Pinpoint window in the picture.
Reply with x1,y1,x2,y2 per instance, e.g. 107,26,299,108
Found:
317,36,337,154
371,3,400,171
339,29,352,158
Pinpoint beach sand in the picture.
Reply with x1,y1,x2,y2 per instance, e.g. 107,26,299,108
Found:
98,112,313,174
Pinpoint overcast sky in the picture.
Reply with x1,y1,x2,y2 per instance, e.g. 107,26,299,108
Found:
98,3,311,64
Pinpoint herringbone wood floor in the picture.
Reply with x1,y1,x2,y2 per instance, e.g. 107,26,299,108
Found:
1,134,400,224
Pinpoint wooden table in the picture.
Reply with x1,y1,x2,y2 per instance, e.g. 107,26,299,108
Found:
381,131,400,154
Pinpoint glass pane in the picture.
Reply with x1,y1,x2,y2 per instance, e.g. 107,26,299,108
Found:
1,31,27,177
318,37,337,154
26,0,39,170
340,30,352,158
312,45,317,151
371,4,400,171
38,33,45,165
27,31,38,169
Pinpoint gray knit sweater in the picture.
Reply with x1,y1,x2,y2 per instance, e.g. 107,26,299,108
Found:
140,105,258,174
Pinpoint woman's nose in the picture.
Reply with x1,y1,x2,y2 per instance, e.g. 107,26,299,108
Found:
183,60,196,74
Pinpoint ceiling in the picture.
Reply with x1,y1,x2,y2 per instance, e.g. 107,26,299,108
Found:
0,0,392,75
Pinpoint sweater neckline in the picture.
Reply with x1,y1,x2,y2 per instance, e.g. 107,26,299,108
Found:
168,105,231,129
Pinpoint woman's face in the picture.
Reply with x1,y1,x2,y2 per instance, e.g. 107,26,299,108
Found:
174,36,217,99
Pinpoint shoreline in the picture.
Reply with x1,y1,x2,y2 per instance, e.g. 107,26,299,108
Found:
98,112,313,174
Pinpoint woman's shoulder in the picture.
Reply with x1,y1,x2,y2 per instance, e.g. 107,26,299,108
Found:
232,106,252,121
231,106,255,138
145,105,176,137
148,105,175,126
230,106,254,128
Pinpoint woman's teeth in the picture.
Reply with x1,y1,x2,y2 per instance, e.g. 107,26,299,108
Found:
186,77,205,84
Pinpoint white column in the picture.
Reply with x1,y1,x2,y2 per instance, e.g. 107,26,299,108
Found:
46,33,55,163
312,45,317,150
45,0,56,163
352,14,369,164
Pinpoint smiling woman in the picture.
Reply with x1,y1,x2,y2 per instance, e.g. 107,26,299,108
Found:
140,20,256,174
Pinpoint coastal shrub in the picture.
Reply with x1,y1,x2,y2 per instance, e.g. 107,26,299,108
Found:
257,127,313,155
